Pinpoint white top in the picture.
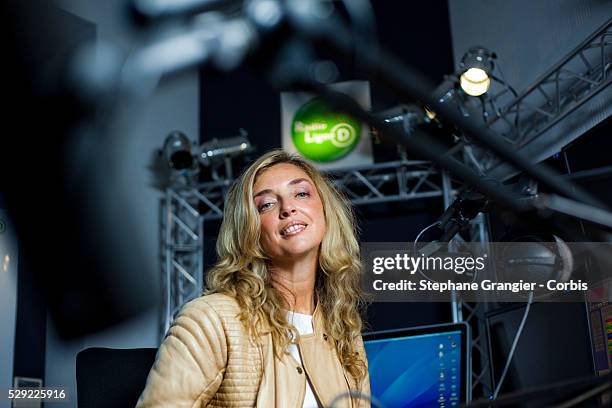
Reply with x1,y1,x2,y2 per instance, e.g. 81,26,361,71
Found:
287,311,320,408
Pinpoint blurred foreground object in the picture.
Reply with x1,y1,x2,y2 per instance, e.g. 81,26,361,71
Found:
0,0,158,338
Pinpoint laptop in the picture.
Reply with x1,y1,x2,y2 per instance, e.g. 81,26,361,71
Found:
363,322,471,408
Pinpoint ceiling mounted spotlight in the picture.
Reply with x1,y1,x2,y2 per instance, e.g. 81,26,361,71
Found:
163,131,194,170
459,47,495,97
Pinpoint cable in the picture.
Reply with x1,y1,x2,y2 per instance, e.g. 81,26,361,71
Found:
492,290,535,399
412,221,441,282
413,222,481,285
329,389,385,408
562,150,587,235
414,221,440,244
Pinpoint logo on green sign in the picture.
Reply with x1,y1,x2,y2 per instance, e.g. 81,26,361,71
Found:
291,96,361,162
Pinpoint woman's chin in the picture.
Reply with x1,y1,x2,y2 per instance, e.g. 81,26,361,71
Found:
279,244,320,260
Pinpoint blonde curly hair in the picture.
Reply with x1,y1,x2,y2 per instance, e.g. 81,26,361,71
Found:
205,149,368,381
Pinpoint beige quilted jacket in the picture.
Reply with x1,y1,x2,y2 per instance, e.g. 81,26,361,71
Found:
136,293,371,408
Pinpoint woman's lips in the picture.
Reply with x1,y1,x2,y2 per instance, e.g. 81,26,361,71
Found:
281,223,307,237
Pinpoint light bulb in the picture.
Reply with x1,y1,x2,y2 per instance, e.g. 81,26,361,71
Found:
460,67,491,96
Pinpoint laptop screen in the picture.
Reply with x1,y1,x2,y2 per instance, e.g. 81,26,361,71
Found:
364,325,468,408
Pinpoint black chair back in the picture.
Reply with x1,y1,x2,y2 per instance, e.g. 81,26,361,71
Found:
76,347,157,408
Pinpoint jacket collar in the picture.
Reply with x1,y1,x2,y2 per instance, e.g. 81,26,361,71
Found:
255,292,326,336
311,300,326,335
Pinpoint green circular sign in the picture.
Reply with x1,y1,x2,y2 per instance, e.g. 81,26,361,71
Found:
291,96,361,162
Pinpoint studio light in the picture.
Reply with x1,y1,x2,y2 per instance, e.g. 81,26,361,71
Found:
197,133,252,166
163,131,194,170
459,47,494,97
460,68,490,96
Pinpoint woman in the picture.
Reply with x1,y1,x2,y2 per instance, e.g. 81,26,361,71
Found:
137,149,370,408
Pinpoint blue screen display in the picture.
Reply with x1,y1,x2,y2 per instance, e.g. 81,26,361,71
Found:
364,331,462,408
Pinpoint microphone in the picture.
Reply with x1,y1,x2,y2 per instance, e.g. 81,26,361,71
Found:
438,189,490,239
417,187,492,257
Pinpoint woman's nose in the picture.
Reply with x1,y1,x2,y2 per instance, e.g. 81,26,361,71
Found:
280,204,297,218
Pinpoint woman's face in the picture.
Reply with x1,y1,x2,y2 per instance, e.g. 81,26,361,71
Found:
253,163,326,263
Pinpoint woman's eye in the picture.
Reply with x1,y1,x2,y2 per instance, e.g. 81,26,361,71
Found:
296,191,310,198
259,202,274,211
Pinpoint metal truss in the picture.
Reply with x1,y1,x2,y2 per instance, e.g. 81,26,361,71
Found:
461,299,494,399
456,213,496,400
161,188,205,336
328,160,454,205
437,158,494,399
480,18,611,171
